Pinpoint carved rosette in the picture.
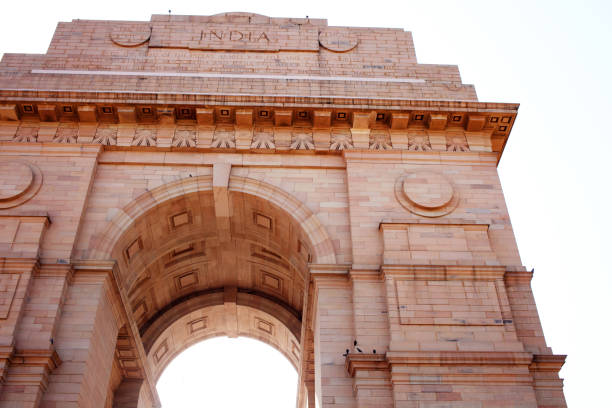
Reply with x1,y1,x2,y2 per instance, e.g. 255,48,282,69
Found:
395,171,459,217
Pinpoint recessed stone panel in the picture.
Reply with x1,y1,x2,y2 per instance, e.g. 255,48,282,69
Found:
188,317,208,334
124,237,143,262
169,211,192,229
395,280,503,326
255,318,274,335
175,270,199,291
154,340,169,363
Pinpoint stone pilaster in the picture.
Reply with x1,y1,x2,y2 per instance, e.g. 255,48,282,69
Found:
311,265,356,408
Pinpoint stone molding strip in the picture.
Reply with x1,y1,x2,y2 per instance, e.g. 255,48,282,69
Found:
31,69,427,84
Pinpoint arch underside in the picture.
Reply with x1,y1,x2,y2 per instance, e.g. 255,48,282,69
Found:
146,299,301,381
95,175,333,388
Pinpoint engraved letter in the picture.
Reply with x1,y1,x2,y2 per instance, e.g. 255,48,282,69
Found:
257,32,270,42
230,31,244,41
210,30,223,40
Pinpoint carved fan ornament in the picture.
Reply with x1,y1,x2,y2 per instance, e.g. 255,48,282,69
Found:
172,127,196,147
251,127,275,149
290,130,314,150
395,170,459,217
132,128,157,147
93,127,118,146
330,129,353,150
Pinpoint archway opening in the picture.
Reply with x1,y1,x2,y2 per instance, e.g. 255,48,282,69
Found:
96,175,332,408
157,337,297,407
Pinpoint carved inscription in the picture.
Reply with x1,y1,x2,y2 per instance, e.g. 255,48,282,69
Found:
149,24,319,52
201,30,270,43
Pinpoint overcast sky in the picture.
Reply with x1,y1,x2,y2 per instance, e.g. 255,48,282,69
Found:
1,1,610,406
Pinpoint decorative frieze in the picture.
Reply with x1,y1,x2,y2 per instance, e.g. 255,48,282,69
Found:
0,103,516,154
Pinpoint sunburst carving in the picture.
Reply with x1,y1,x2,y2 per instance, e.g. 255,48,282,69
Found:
212,126,236,148
446,133,469,151
132,127,157,147
14,125,38,142
53,124,78,144
93,127,117,146
290,130,314,150
172,126,196,147
369,129,392,150
407,133,432,151
251,127,275,149
330,129,353,150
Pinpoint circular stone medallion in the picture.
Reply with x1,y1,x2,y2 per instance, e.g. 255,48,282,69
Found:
395,171,458,217
0,160,42,209
110,26,151,47
0,162,34,201
319,29,358,52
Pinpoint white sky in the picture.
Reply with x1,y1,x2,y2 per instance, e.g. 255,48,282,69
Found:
1,1,610,406
156,337,298,407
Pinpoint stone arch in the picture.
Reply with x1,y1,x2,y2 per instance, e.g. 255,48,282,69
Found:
144,291,302,382
90,174,336,264
91,173,334,407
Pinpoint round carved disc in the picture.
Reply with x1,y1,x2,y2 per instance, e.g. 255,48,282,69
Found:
319,29,358,52
0,162,34,201
110,26,151,47
402,171,454,209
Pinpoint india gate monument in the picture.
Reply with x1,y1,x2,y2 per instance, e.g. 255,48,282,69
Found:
0,12,567,407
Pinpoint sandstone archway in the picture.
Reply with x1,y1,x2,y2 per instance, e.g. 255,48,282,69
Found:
99,173,331,407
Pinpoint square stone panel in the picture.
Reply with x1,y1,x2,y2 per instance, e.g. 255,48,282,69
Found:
253,212,272,230
154,340,169,363
188,317,208,334
175,270,199,290
261,271,282,292
124,237,143,262
255,318,274,335
169,211,192,229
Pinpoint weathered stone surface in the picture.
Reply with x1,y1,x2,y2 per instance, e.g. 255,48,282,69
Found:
0,12,565,408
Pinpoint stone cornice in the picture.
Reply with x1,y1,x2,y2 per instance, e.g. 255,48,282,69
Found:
9,349,61,371
0,89,518,111
0,98,516,162
345,353,389,377
529,354,567,373
381,264,507,281
0,257,40,274
386,351,533,366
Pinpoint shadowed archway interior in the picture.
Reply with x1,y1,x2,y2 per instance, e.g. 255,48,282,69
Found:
101,175,326,406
